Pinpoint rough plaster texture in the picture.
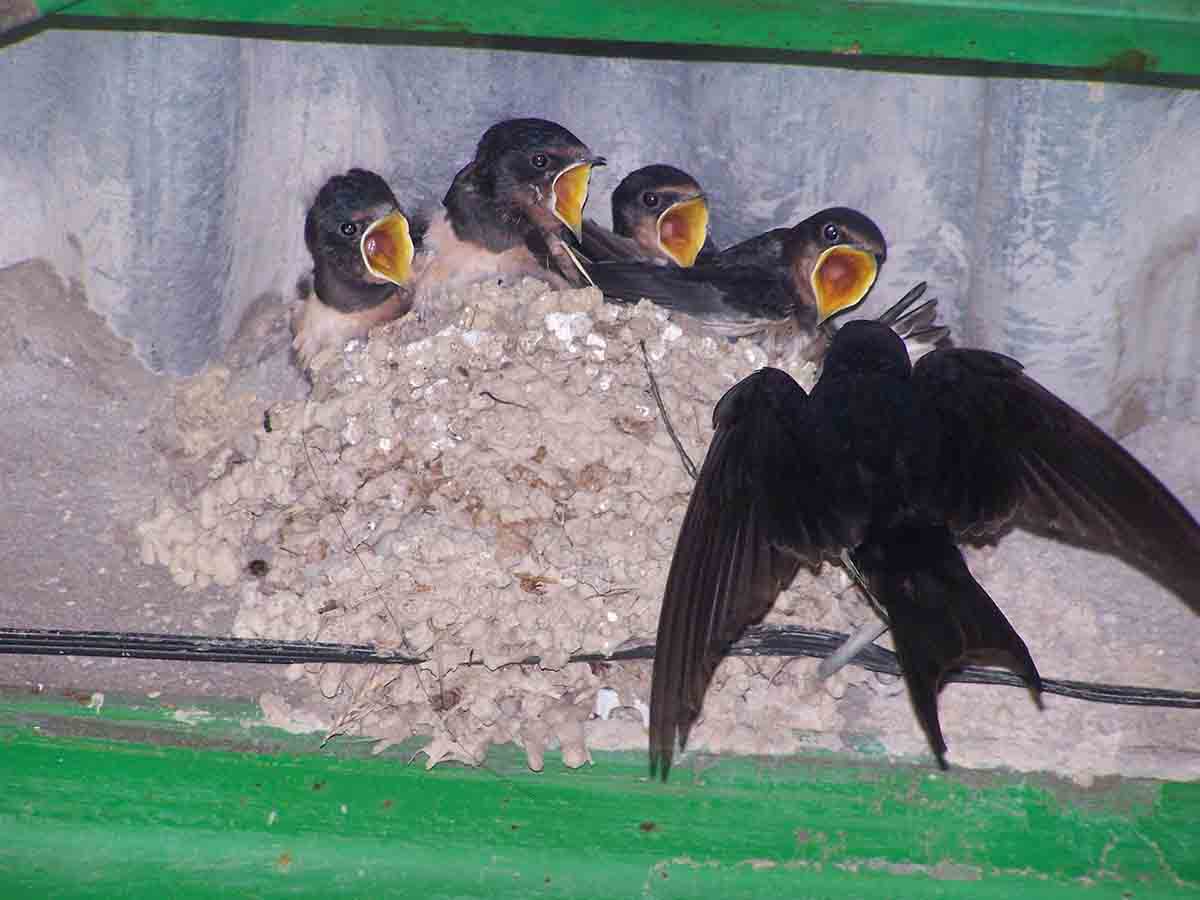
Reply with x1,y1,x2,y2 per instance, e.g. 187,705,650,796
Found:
0,260,308,701
0,27,1197,777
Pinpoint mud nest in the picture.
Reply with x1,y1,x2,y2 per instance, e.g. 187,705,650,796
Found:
136,278,1200,780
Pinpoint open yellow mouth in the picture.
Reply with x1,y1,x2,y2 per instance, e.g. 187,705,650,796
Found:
551,162,594,239
657,196,709,267
360,212,414,286
811,245,879,322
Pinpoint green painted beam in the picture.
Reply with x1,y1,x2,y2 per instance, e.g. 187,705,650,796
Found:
45,0,1200,81
2,689,1198,898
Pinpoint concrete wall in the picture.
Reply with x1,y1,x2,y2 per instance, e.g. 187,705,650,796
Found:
1,27,1197,426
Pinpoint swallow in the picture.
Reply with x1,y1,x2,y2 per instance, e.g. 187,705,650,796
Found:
650,309,1200,776
574,207,886,336
293,168,419,366
580,164,716,267
414,118,605,294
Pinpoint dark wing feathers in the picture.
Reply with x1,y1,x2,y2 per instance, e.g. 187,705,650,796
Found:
876,283,947,344
651,318,1198,777
582,260,796,326
580,219,654,263
875,282,930,329
652,466,790,768
915,348,1200,606
580,227,796,328
651,369,838,777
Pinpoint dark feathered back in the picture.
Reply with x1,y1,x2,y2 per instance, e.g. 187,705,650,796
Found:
821,319,912,380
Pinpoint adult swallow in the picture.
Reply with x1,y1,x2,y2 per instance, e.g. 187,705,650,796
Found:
575,207,886,336
414,118,605,293
581,164,716,267
293,168,419,367
650,313,1200,776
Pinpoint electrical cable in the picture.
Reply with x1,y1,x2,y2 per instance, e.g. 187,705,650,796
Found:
3,624,1197,710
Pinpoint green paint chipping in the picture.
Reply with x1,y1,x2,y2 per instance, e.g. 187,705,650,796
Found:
1,690,1198,897
47,0,1200,81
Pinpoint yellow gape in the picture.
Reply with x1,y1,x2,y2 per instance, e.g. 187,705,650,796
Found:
552,162,594,239
361,212,415,286
657,196,709,267
811,245,879,322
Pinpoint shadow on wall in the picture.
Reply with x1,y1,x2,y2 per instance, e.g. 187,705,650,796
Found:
1105,214,1200,437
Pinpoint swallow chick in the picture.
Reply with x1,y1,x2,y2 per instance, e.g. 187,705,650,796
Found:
414,118,605,294
294,168,419,367
581,164,715,267
650,317,1200,776
576,207,886,337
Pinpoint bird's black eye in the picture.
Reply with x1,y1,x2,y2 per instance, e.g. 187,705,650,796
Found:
340,222,358,238
530,153,549,169
822,222,841,243
641,191,660,209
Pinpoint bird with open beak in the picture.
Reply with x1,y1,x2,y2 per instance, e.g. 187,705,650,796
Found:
293,168,419,368
581,164,716,267
574,206,887,338
412,118,605,294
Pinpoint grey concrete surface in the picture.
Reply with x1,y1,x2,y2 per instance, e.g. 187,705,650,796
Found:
0,259,306,700
1,28,1196,425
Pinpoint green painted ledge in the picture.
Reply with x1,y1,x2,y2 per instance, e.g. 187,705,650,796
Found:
18,0,1196,83
2,688,1197,898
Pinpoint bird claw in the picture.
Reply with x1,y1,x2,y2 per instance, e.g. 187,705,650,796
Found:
817,551,891,679
818,619,891,679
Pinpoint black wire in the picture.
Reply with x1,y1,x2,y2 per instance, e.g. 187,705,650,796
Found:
2,624,1197,710
0,628,423,666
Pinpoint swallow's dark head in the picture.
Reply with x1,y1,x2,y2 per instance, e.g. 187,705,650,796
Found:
611,164,709,267
304,169,416,315
785,207,887,323
822,318,911,380
458,118,604,240
306,169,415,293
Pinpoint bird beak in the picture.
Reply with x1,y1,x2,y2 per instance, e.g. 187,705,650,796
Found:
360,212,415,286
551,157,603,240
657,195,709,267
811,245,880,323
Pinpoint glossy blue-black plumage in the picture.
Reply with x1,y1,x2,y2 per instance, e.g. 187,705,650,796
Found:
651,304,1200,775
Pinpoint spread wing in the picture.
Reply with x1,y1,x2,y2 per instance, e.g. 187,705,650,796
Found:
913,348,1200,606
650,367,862,777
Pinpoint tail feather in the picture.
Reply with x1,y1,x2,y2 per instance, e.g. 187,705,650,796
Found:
853,525,1042,767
